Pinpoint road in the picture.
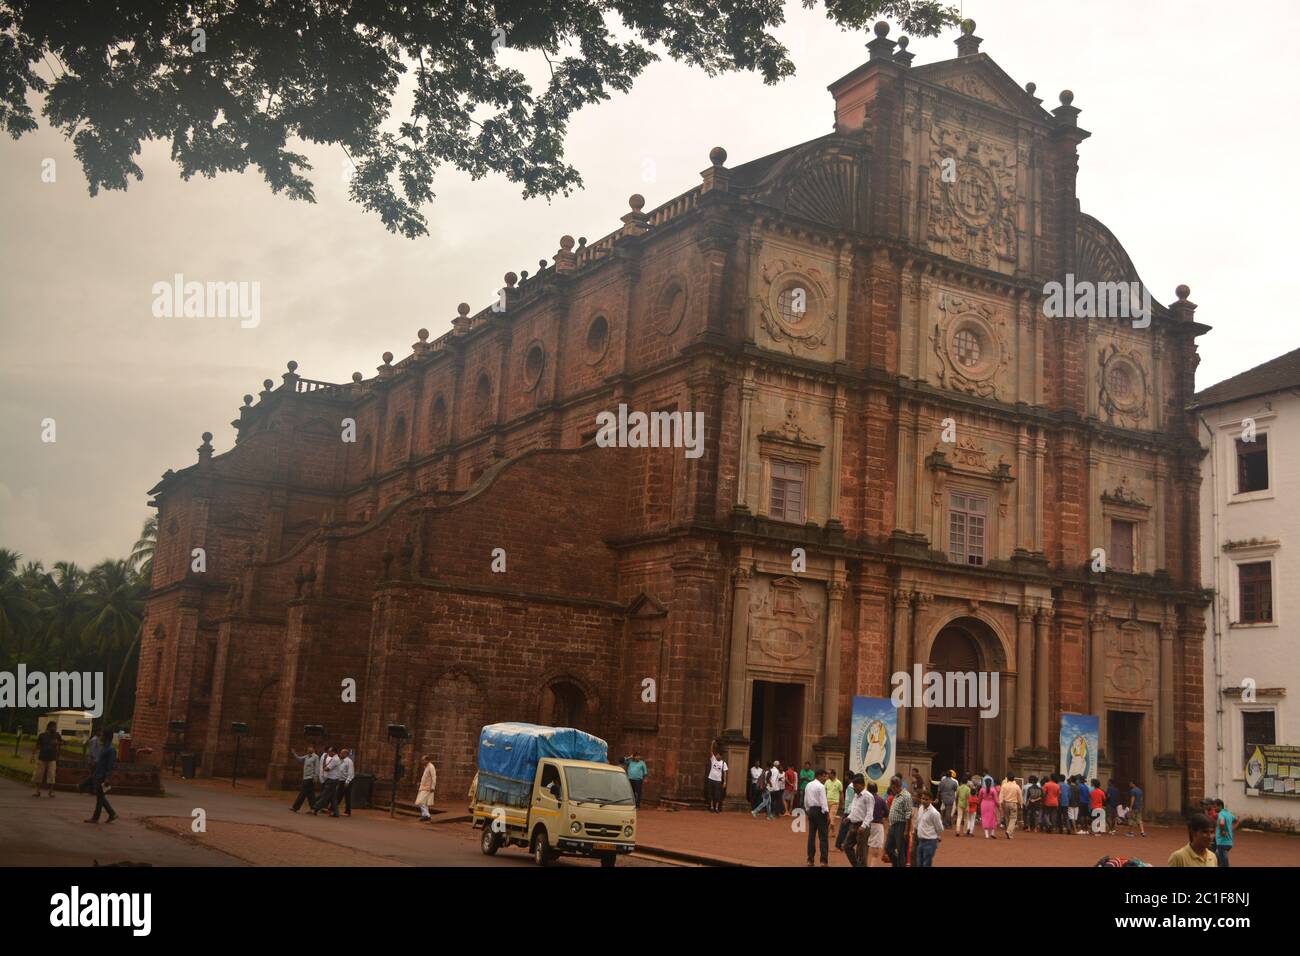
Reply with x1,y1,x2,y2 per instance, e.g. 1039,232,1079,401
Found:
0,776,677,867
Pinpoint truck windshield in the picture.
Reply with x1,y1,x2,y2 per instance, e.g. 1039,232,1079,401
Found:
563,767,636,806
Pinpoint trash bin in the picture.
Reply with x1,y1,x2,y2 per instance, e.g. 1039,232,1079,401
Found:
351,773,374,809
180,752,197,779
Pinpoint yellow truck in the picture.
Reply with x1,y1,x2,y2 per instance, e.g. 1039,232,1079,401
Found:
470,723,637,867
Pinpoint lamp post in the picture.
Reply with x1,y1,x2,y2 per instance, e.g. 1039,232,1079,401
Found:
387,724,409,818
230,722,248,788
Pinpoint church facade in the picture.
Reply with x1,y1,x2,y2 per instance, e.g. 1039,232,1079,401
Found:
131,22,1210,815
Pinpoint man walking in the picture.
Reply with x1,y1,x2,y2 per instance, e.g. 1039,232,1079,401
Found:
624,752,648,808
914,791,944,867
1212,798,1235,866
83,729,117,824
824,769,844,838
803,768,830,866
336,747,356,816
954,776,970,836
999,772,1023,839
886,776,913,867
1024,775,1042,832
1126,779,1147,838
841,775,872,867
938,770,958,827
289,742,320,812
753,760,781,819
31,720,62,798
311,746,342,816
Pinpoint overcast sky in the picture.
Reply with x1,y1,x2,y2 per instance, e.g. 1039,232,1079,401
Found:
2,0,1296,569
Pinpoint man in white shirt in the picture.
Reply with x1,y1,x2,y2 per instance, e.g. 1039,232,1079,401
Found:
706,751,728,813
335,748,356,817
914,791,945,867
840,774,873,867
768,761,785,818
311,746,342,816
803,768,831,866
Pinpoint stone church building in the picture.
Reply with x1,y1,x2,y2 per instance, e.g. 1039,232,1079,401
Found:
131,22,1209,815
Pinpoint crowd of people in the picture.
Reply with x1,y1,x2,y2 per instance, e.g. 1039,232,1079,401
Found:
288,743,360,818
744,759,1242,868
28,721,121,823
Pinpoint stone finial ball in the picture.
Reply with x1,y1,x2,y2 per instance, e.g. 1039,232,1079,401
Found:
629,193,645,212
539,258,548,269
418,328,429,341
577,237,587,247
1026,82,1036,95
263,379,274,390
382,351,393,364
897,36,909,50
243,394,253,406
352,372,363,382
559,235,575,251
1059,89,1074,106
287,360,298,372
520,270,529,281
201,431,213,443
1176,284,1191,301
457,302,471,316
709,146,728,166
874,21,890,37
504,271,517,287
961,18,976,34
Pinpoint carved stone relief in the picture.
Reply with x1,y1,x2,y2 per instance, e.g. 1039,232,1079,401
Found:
748,575,824,670
1098,343,1149,428
927,125,1019,269
932,294,1010,399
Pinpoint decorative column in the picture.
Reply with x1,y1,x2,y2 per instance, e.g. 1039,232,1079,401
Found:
1015,606,1034,749
1033,434,1047,552
1158,620,1175,756
892,589,912,739
1002,671,1017,770
828,392,846,527
1090,610,1108,756
735,377,756,510
724,565,753,731
1034,605,1054,748
822,580,847,737
910,591,931,741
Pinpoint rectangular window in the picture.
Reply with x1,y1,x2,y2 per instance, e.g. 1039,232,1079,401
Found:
1242,711,1276,756
948,492,987,566
1239,562,1273,624
1236,434,1269,493
769,460,806,523
1110,520,1136,572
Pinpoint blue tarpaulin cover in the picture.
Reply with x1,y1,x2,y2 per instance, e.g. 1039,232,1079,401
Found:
476,723,609,807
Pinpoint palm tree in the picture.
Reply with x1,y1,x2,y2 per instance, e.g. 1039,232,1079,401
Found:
81,559,147,723
0,549,39,730
40,562,90,670
129,515,158,588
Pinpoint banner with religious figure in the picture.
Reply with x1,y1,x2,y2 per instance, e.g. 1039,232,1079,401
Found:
850,696,896,787
1059,713,1099,780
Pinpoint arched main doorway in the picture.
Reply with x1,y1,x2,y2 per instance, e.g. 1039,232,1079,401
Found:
925,619,1000,779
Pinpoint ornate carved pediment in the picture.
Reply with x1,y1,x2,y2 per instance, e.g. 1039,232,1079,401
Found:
1075,214,1144,287
758,407,823,451
749,575,822,668
1101,475,1149,510
927,127,1019,269
1106,620,1154,700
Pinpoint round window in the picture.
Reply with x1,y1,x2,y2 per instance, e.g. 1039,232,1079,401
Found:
585,315,609,361
524,344,545,390
657,283,687,335
953,327,983,368
777,284,810,325
1107,364,1133,401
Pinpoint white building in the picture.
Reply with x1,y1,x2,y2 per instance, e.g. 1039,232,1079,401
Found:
1196,347,1300,830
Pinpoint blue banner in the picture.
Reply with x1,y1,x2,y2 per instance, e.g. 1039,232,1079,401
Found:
850,696,896,785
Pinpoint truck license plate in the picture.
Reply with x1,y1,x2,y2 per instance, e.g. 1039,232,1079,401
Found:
593,843,616,851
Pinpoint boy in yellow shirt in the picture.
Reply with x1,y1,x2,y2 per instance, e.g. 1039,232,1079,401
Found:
1167,813,1218,867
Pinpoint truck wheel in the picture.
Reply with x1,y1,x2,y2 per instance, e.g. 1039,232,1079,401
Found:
599,852,617,868
530,829,554,866
480,826,500,856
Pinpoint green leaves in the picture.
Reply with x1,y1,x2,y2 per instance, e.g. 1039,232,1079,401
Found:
2,0,956,237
